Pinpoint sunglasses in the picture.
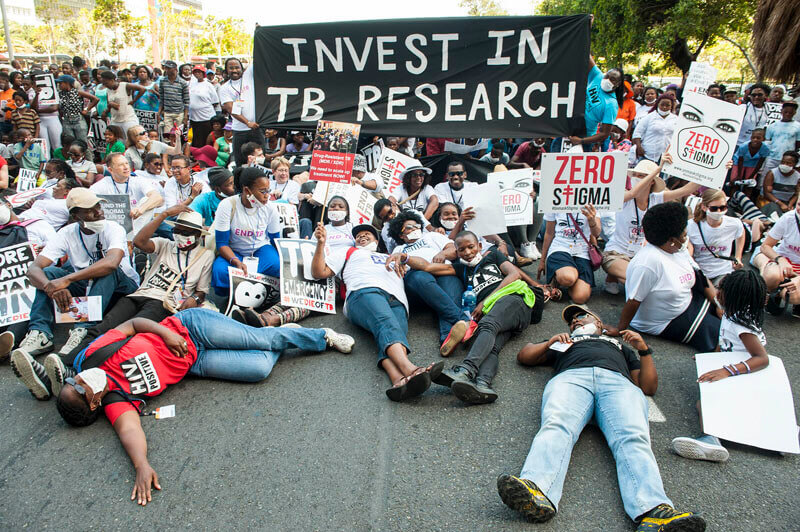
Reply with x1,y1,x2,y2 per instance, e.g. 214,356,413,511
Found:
409,172,426,178
65,377,87,396
448,171,465,177
68,151,82,157
402,224,421,233
572,312,589,321
137,131,147,136
707,205,726,212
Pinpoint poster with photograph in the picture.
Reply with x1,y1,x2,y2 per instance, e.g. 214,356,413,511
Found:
54,296,102,323
309,120,361,184
539,152,627,213
276,238,336,314
224,268,280,316
0,243,36,327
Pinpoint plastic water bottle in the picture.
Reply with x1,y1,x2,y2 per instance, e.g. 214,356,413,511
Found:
461,285,477,320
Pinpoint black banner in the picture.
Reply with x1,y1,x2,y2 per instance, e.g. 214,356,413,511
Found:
253,15,589,137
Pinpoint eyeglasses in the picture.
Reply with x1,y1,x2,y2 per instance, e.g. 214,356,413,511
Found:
67,151,82,157
750,92,765,98
409,172,426,178
707,205,727,212
448,171,465,177
65,377,87,396
150,161,163,166
170,166,187,171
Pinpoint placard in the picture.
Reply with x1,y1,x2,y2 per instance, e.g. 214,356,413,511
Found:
376,147,418,198
54,296,102,323
34,73,59,106
224,268,280,316
309,120,361,183
696,352,799,454
0,243,36,326
312,182,378,225
276,238,336,314
360,142,382,173
538,151,627,213
444,139,489,155
32,137,49,159
6,187,48,208
135,109,162,140
461,183,506,236
487,168,534,226
273,202,300,236
665,92,745,189
89,116,108,160
765,102,783,127
96,194,133,236
16,168,39,193
683,62,718,96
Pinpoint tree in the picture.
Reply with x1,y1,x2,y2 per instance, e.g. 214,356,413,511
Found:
194,17,252,60
65,8,110,66
459,0,509,16
92,0,144,62
33,0,74,62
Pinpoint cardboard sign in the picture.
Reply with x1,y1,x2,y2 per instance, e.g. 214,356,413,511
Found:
16,169,39,193
765,102,783,127
309,120,361,183
6,187,47,208
665,92,745,189
487,168,534,226
54,296,102,323
0,243,36,326
683,62,718,96
96,194,133,236
376,147,418,199
696,352,799,454
34,73,59,106
276,238,336,314
444,139,489,155
560,137,573,153
538,152,627,213
360,142,382,173
273,202,300,237
461,183,507,236
135,110,162,140
284,152,313,175
312,182,378,225
224,268,280,316
89,116,108,160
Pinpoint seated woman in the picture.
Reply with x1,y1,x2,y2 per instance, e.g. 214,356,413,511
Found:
538,205,600,304
269,156,300,204
751,203,800,317
123,124,181,172
602,154,698,294
319,195,354,249
759,150,799,219
374,198,434,253
212,167,282,295
65,140,96,186
388,210,467,356
609,202,720,352
311,222,443,401
687,189,746,285
214,122,233,167
388,165,439,220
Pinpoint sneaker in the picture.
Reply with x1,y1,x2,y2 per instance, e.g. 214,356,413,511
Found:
44,353,76,398
636,504,706,532
671,434,729,462
323,328,354,353
604,281,620,295
521,242,541,260
0,330,14,362
515,255,534,267
496,474,556,523
10,350,52,400
452,378,499,404
15,330,53,357
440,320,468,357
431,364,472,388
58,327,89,355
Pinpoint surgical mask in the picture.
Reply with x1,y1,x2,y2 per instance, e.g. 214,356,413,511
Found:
678,237,689,252
174,234,196,249
441,219,457,230
460,254,482,267
406,229,423,241
247,194,265,209
706,211,724,221
571,322,598,337
253,156,265,165
611,132,621,140
600,78,614,92
82,219,106,234
657,109,671,117
644,97,656,105
328,210,347,222
778,164,793,174
359,241,378,252
533,140,545,147
78,368,108,394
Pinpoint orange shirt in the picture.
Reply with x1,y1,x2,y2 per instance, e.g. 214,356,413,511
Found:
0,88,16,121
617,98,636,124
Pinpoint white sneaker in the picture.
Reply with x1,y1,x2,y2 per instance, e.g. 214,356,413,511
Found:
323,328,355,354
520,242,541,260
59,328,89,355
0,330,15,361
15,330,53,357
604,282,620,295
279,323,302,328
671,435,729,462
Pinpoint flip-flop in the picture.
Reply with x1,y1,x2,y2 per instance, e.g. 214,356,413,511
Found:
386,377,410,401
403,370,431,400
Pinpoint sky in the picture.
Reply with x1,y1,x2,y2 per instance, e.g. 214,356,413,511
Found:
205,0,537,32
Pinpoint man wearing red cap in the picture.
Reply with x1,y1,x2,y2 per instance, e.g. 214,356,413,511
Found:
189,65,220,148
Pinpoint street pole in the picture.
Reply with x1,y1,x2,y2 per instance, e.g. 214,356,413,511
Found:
0,0,14,62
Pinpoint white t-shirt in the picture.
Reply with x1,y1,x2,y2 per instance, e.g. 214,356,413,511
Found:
322,222,355,250
394,185,436,217
134,237,214,300
107,82,137,124
718,315,766,353
189,80,220,122
626,244,696,334
125,142,170,171
40,221,138,282
19,219,57,248
768,210,800,264
632,111,677,162
90,175,157,209
67,158,95,181
396,231,453,263
325,246,408,315
218,67,255,133
19,198,70,229
163,176,211,209
737,103,770,147
605,192,665,257
433,181,477,209
543,213,591,259
270,178,300,205
215,195,281,255
688,216,744,279
633,103,655,128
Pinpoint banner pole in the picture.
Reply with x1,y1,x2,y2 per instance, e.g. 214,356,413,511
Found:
319,183,330,224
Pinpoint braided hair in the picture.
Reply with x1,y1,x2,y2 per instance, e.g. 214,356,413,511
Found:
718,269,766,332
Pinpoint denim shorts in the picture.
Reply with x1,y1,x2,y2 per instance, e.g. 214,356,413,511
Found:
546,251,595,286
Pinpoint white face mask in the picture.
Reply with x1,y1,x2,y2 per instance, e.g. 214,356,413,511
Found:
778,164,793,174
253,155,265,165
174,234,196,249
328,210,347,222
706,211,724,221
533,140,544,147
644,97,656,105
359,241,378,252
657,108,671,117
571,322,598,337
406,229,423,241
78,368,108,395
82,219,106,234
600,78,614,92
611,132,621,140
247,194,265,209
441,219,457,230
460,254,482,267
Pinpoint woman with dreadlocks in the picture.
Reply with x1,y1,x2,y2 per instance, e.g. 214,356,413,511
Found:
670,269,769,462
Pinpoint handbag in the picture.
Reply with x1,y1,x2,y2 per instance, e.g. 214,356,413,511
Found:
162,247,218,314
567,213,602,270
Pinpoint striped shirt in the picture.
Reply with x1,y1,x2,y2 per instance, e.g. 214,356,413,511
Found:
158,77,189,113
11,108,40,132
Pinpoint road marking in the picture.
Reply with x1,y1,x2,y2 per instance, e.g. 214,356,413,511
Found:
648,396,666,423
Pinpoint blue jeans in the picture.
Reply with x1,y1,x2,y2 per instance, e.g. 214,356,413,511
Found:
211,245,280,295
178,308,326,382
29,265,138,338
346,287,408,365
404,270,463,343
520,367,671,521
299,218,313,239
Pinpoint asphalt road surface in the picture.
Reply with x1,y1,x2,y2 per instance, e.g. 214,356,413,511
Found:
1,266,798,531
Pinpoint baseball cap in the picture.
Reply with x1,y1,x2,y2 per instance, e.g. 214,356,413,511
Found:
162,60,177,69
192,65,205,73
66,188,107,211
54,74,75,84
613,118,628,131
351,223,379,240
165,210,209,235
561,304,601,325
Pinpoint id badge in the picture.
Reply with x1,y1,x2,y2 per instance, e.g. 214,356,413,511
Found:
232,99,244,115
171,290,187,308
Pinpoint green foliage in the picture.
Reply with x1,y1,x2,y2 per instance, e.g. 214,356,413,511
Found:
459,0,509,16
193,16,251,59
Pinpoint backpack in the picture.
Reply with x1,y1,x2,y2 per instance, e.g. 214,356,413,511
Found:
0,219,39,248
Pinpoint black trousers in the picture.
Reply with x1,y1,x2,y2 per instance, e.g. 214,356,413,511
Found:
232,127,265,167
190,120,214,148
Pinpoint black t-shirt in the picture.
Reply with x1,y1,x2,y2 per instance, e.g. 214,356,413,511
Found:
451,248,509,303
545,335,641,382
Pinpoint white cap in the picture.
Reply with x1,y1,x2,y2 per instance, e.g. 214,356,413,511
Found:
614,118,628,131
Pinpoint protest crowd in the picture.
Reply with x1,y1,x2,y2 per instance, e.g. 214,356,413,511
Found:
1,13,799,532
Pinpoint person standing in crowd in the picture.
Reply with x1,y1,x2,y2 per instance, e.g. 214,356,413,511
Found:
609,202,720,352
389,165,439,220
123,123,181,172
571,56,622,151
219,58,260,167
0,72,15,136
501,304,705,531
763,101,800,176
688,189,746,285
312,222,442,401
190,167,235,226
286,131,309,153
91,152,163,224
751,202,800,317
10,90,40,139
510,138,547,168
433,161,476,210
30,80,62,155
617,82,637,137
633,86,658,128
157,60,189,136
189,65,220,148
706,83,724,100
632,94,677,163
737,83,771,148
768,85,786,103
55,74,98,143
179,63,193,83
759,151,799,218
269,157,300,204
100,71,145,137
65,140,97,186
131,66,160,113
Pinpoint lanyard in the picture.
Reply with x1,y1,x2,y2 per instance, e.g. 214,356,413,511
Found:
633,195,649,229
112,178,129,194
107,374,148,416
177,178,193,201
749,103,766,128
176,247,190,289
449,184,462,205
77,225,102,264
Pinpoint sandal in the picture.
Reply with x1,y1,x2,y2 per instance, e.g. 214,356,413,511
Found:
386,375,411,401
544,285,562,303
244,308,268,327
404,368,431,399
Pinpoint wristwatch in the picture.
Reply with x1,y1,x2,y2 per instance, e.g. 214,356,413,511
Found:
191,294,202,303
638,347,653,357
